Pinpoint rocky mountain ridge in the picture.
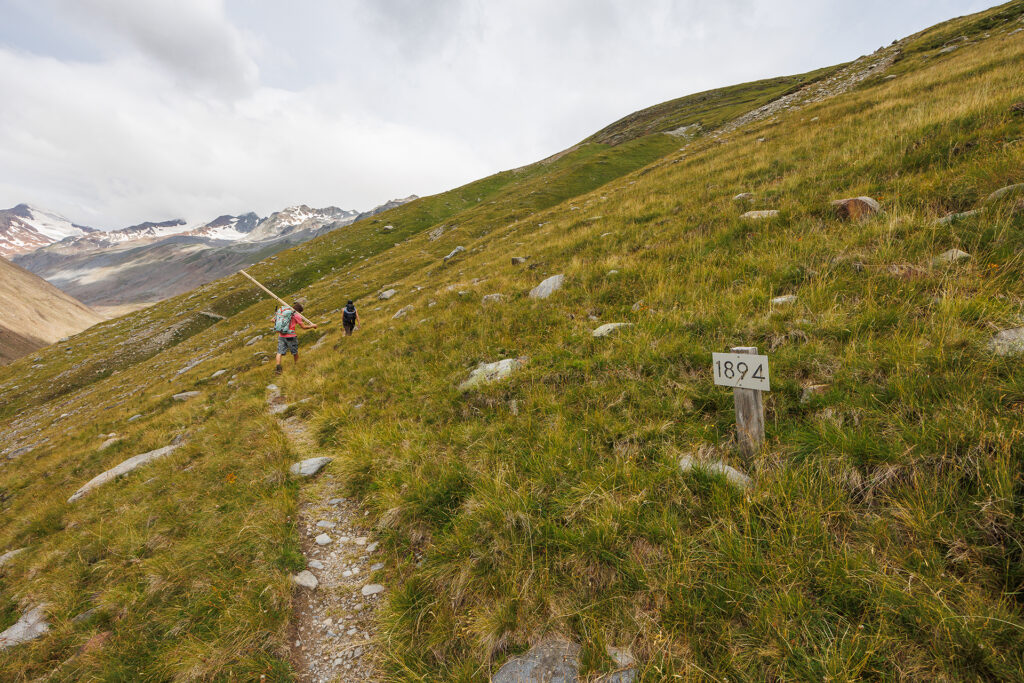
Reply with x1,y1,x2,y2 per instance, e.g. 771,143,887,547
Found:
0,204,96,258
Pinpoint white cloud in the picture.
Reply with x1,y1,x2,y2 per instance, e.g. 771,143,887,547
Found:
0,0,997,228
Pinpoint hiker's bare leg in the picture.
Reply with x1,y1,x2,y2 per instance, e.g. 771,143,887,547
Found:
276,353,283,365
293,353,299,364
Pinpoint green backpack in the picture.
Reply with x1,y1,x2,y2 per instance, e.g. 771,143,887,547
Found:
273,306,294,334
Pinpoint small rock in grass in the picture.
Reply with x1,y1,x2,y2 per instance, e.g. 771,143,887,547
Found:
985,183,1024,204
127,414,142,422
392,305,414,320
733,192,754,202
0,605,49,649
366,541,379,553
244,335,263,346
210,369,228,379
98,437,120,451
360,584,385,596
69,444,182,502
0,548,25,568
511,256,528,265
800,384,831,403
459,357,528,391
172,391,201,401
292,570,319,590
529,274,565,299
378,289,397,300
592,323,632,338
443,246,466,262
771,294,797,305
935,210,979,225
989,327,1024,356
370,563,384,571
493,636,581,683
482,293,504,304
607,270,619,276
315,534,332,546
933,248,970,265
831,196,881,220
290,457,332,477
740,210,779,219
679,454,751,489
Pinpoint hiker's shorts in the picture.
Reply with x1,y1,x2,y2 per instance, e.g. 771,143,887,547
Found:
277,336,299,355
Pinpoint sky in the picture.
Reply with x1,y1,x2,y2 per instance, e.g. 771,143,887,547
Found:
0,0,995,229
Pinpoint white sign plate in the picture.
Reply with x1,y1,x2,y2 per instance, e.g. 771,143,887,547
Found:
712,352,771,391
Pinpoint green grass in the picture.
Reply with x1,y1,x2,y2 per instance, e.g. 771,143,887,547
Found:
2,1,1024,680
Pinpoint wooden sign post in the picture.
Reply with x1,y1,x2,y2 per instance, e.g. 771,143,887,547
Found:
712,346,769,456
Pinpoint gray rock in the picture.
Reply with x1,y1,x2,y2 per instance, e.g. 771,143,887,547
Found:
381,224,395,232
290,457,332,477
935,210,979,225
428,225,446,241
308,560,324,570
443,246,466,262
210,369,228,379
315,533,332,546
733,192,754,202
598,646,638,683
0,605,49,649
529,274,565,299
493,636,581,683
459,357,528,391
482,293,504,304
933,248,970,265
366,541,379,553
740,210,779,219
328,498,346,505
360,584,385,596
831,196,881,220
69,444,182,502
292,570,319,589
127,414,142,422
511,256,529,265
0,548,25,568
370,562,385,571
378,289,397,300
985,183,1024,203
679,454,751,489
989,327,1024,356
771,294,797,305
592,323,632,338
316,520,336,529
172,391,201,401
198,310,225,321
98,437,120,451
392,305,414,320
244,335,263,346
800,384,831,403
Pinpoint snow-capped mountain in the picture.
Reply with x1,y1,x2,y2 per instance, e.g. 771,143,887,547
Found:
187,213,261,241
244,205,359,242
0,204,96,258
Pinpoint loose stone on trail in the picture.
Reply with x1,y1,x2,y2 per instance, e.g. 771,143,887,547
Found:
530,273,565,299
290,457,332,477
360,584,385,597
592,323,632,338
315,533,332,546
831,196,881,220
293,570,319,590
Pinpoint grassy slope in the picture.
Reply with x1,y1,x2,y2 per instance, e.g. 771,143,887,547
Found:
2,2,1024,680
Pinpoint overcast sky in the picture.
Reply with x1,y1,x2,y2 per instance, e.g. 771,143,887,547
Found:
0,0,993,229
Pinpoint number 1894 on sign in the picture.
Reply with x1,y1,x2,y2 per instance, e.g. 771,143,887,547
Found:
712,352,771,392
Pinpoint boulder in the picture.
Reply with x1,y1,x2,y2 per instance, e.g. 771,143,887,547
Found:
290,457,332,477
679,454,751,489
493,636,581,683
392,305,414,320
733,193,754,202
0,548,25,568
933,249,970,265
292,570,319,590
69,444,182,502
989,327,1024,356
378,289,397,300
985,183,1024,203
529,274,565,299
443,246,466,262
771,295,797,305
831,197,881,220
172,391,201,402
740,210,779,219
592,323,632,338
511,256,529,265
482,293,504,304
0,605,49,650
459,357,528,391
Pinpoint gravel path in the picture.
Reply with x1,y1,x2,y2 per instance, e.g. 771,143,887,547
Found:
270,386,383,682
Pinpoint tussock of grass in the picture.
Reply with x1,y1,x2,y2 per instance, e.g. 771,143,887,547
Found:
2,2,1024,680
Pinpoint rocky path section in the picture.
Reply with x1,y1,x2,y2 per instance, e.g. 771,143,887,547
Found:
268,385,382,682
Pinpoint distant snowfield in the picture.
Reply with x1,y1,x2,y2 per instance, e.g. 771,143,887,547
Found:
18,205,90,241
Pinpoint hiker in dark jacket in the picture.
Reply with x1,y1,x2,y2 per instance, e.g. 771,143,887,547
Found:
342,300,359,336
274,302,316,374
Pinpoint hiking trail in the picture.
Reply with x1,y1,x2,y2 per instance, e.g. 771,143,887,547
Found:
268,384,383,682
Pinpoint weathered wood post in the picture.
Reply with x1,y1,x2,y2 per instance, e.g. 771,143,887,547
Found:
731,346,765,455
